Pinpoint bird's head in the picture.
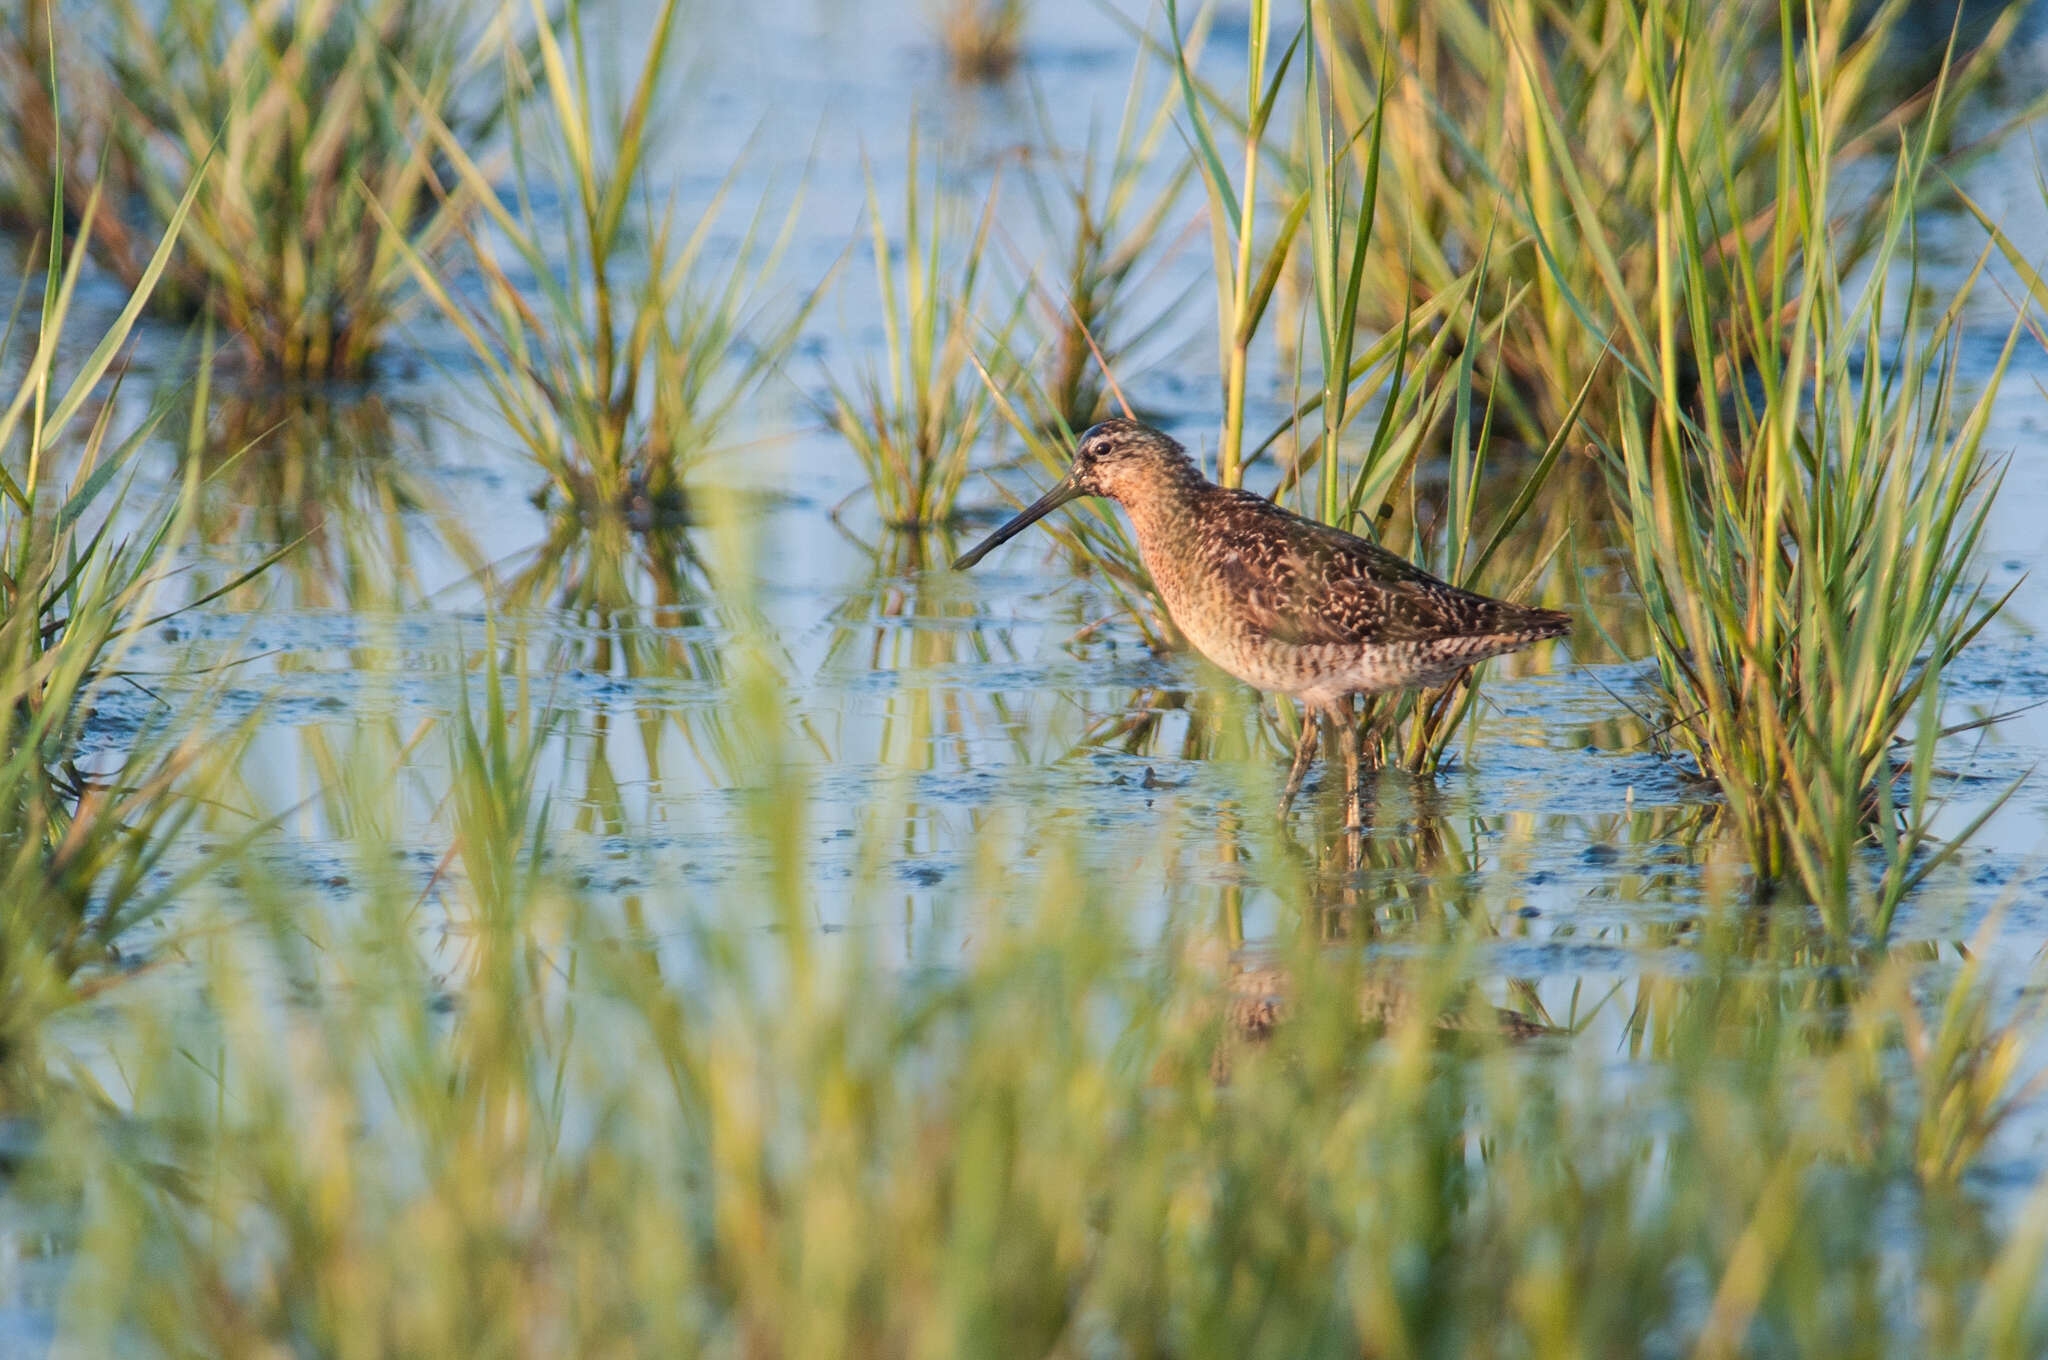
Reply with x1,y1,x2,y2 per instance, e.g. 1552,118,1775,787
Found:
952,420,1195,570
1064,419,1194,499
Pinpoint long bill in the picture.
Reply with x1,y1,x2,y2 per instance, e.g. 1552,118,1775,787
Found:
951,474,1086,570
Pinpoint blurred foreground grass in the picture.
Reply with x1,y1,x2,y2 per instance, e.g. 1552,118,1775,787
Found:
10,594,2045,1357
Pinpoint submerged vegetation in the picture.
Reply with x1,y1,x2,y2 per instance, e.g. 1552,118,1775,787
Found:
0,0,2043,1351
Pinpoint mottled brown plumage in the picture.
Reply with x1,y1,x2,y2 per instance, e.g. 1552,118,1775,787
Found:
954,419,1569,820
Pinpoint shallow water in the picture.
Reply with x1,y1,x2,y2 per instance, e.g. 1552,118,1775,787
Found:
7,0,2048,1345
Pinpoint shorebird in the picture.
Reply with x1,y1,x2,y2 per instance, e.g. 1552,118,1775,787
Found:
952,419,1569,824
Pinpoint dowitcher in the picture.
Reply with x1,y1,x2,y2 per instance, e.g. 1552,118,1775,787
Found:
952,419,1569,824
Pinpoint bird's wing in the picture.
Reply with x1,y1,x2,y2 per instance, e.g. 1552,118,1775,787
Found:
1204,494,1527,647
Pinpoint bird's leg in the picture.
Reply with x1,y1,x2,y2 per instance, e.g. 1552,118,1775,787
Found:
1339,696,1364,833
1277,707,1320,820
1310,705,1362,849
1358,697,1397,773
1316,708,1346,819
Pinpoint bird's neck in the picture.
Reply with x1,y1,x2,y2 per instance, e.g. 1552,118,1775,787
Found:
1110,460,1212,560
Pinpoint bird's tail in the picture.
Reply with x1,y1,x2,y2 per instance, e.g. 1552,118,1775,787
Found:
1508,606,1571,641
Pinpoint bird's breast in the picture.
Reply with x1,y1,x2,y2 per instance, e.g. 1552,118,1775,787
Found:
1129,517,1301,695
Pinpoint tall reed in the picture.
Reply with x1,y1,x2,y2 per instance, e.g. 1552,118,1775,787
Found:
1313,0,2025,446
1166,0,1305,487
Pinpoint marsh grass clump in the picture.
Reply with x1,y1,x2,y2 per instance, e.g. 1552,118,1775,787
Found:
0,4,128,249
938,0,1027,83
1605,23,2014,934
829,133,1021,532
0,0,525,379
0,169,272,1076
394,0,810,527
0,424,206,1073
1013,68,1195,433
